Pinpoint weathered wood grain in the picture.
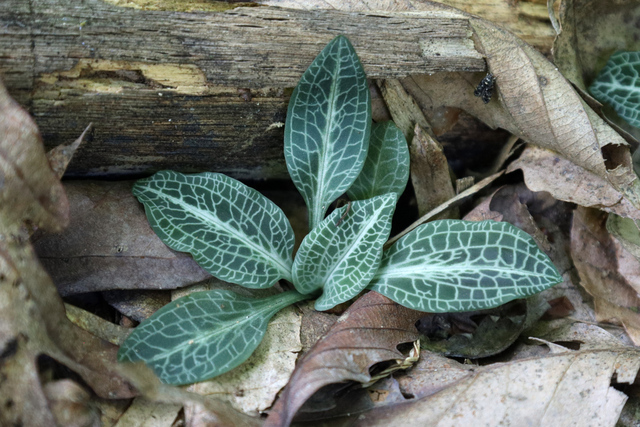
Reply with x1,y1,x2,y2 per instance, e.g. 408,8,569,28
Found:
1,1,486,178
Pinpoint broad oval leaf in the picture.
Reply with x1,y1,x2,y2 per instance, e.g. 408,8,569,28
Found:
347,121,410,201
590,51,640,128
118,289,307,385
285,35,371,230
370,220,562,312
292,194,396,310
133,171,294,288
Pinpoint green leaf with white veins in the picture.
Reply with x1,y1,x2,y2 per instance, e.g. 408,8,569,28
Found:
590,51,640,128
347,121,410,201
118,290,307,384
285,35,371,230
293,194,396,310
370,220,562,313
133,171,294,288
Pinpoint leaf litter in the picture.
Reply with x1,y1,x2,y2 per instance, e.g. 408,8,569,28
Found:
0,81,134,426
5,0,640,425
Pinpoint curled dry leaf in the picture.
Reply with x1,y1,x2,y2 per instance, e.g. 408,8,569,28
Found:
607,213,640,265
0,80,133,426
552,0,640,142
0,82,68,231
398,15,640,212
474,16,639,207
264,291,423,427
571,207,640,345
32,181,211,296
47,124,91,180
418,298,549,359
508,146,640,220
378,78,431,142
352,343,640,426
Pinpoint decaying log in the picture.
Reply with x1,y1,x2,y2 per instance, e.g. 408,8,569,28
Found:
0,0,493,178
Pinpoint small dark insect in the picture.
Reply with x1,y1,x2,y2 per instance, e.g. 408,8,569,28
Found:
474,73,495,104
335,200,352,227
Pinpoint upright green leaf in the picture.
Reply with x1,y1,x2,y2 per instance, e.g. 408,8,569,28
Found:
590,51,640,128
369,220,562,312
347,121,410,200
133,171,294,288
293,194,396,310
285,35,371,230
118,290,307,385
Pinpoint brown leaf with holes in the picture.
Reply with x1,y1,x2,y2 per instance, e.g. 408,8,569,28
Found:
352,335,640,425
571,207,640,345
264,291,422,427
399,16,640,210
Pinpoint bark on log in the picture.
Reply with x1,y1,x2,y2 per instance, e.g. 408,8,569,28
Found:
1,0,553,180
0,1,491,178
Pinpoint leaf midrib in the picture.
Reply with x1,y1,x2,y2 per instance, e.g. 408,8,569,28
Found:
143,292,302,365
375,264,556,280
320,199,389,286
313,42,343,228
145,186,292,280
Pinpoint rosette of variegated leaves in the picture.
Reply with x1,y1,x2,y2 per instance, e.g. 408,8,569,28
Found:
118,36,561,385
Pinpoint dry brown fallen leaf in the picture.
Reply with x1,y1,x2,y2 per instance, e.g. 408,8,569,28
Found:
464,184,551,252
571,207,640,345
409,124,457,218
0,80,134,426
113,397,182,427
43,379,100,427
65,303,131,346
607,213,640,266
264,291,423,427
508,145,640,220
551,0,640,152
552,0,640,93
118,362,260,427
289,322,639,425
47,124,92,180
400,31,639,211
352,342,640,425
32,180,211,296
